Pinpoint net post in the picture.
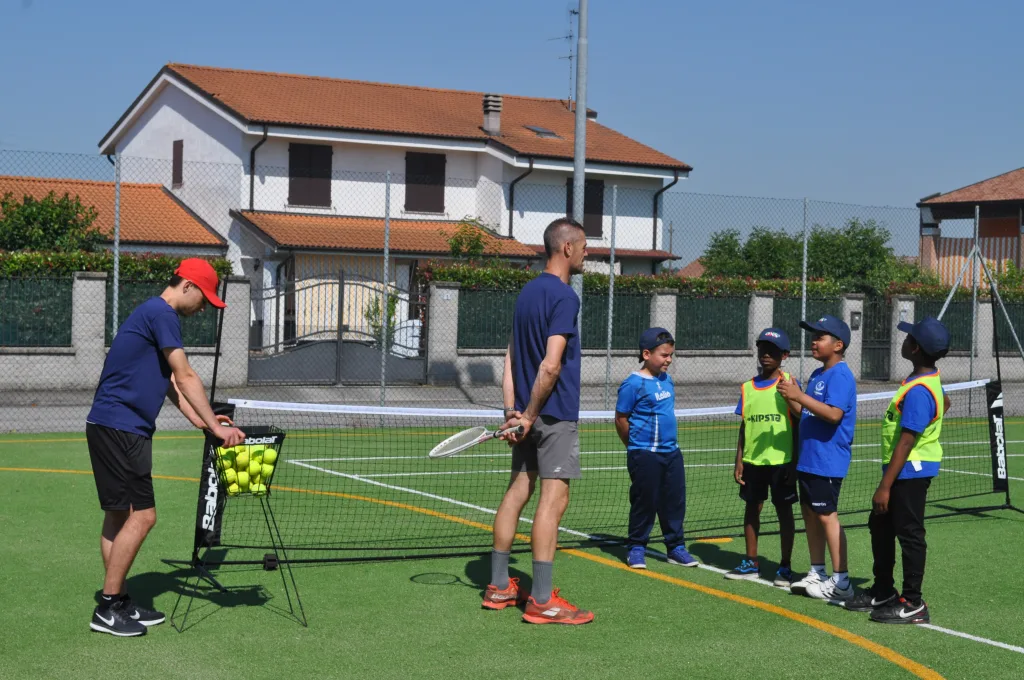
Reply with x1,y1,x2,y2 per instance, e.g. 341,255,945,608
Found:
604,185,617,409
970,204,980,381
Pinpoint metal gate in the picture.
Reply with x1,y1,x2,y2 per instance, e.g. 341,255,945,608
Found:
248,273,426,385
861,296,892,381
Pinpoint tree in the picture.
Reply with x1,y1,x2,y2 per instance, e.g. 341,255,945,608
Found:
698,229,746,277
0,191,104,252
441,217,500,259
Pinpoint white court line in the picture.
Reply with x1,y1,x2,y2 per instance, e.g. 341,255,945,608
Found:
289,458,1023,656
941,468,1024,482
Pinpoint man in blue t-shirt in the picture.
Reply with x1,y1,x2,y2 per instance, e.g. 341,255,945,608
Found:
482,218,593,625
85,259,245,637
614,328,698,571
777,314,857,601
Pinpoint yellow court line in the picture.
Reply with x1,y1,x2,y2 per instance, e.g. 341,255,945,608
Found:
0,465,942,678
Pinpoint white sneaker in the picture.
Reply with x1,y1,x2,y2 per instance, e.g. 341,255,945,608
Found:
789,570,827,596
805,577,854,601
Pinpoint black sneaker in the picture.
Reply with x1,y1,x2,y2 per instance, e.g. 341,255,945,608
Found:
844,587,899,612
90,599,147,637
869,597,930,624
121,595,165,627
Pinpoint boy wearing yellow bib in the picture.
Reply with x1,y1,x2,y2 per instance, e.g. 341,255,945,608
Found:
845,317,951,624
726,328,801,585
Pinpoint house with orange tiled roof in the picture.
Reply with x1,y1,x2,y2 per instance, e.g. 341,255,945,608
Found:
0,175,226,256
918,167,1024,285
98,63,690,356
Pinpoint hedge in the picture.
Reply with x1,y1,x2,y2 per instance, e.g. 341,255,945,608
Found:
0,251,233,280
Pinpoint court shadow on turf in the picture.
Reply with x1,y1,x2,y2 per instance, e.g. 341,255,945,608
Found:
455,553,532,599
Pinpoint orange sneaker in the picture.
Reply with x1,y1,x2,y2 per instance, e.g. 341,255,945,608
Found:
522,588,594,625
482,577,527,610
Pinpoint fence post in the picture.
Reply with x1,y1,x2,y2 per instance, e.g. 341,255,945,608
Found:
840,293,864,380
890,295,915,381
381,171,391,406
749,291,774,360
799,197,808,383
335,272,345,385
112,153,121,338
426,282,461,384
604,185,617,408
970,204,979,381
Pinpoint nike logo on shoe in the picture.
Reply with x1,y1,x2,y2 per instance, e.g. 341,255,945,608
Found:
899,604,926,619
130,612,141,620
871,596,894,606
97,613,115,627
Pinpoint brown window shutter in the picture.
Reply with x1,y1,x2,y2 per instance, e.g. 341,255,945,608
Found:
172,140,183,188
405,152,446,212
565,177,604,238
289,143,332,207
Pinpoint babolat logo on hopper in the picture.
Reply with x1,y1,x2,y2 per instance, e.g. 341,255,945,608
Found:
992,393,1007,480
201,455,219,530
245,436,280,445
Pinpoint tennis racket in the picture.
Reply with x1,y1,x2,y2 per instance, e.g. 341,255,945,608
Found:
427,424,525,459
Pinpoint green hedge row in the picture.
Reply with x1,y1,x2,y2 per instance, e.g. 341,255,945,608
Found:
0,251,233,280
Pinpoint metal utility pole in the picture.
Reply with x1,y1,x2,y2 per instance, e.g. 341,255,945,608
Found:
571,0,588,329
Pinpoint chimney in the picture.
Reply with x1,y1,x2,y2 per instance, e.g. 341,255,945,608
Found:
483,94,502,135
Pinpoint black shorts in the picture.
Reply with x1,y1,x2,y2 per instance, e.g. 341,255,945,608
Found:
740,463,797,507
798,471,843,515
86,423,155,511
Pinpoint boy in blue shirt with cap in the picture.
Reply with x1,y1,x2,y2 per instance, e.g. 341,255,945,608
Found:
846,317,951,624
777,314,857,601
727,328,801,585
614,327,698,570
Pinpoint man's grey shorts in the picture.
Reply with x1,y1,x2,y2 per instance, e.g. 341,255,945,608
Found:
511,415,581,479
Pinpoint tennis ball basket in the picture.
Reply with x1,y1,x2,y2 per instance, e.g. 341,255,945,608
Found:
170,411,305,631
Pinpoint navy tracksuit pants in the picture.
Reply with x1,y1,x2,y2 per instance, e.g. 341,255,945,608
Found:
626,448,687,550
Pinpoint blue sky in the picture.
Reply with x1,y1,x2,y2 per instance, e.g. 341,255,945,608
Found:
1,0,1021,208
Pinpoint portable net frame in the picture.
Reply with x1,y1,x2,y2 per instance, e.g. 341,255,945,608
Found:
196,377,1014,565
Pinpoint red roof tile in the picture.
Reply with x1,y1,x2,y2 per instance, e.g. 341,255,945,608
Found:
920,167,1024,205
0,176,225,247
234,211,537,257
675,258,706,277
158,64,690,171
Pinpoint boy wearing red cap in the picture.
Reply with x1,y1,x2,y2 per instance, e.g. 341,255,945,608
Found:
85,258,245,637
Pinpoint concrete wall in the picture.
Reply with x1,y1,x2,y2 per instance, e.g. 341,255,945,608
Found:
0,274,250,391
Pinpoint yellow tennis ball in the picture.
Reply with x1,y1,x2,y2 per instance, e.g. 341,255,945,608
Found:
237,470,250,490
248,460,261,477
249,474,261,487
262,449,277,465
223,468,237,485
260,463,274,480
235,451,249,470
227,483,240,496
251,483,267,497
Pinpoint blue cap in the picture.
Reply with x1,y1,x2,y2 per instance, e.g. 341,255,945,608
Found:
799,314,851,348
639,327,675,357
756,327,790,352
898,317,950,357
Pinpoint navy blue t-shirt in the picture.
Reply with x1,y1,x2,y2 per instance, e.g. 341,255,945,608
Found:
512,273,581,422
796,361,857,479
616,372,677,454
884,370,943,480
88,297,184,437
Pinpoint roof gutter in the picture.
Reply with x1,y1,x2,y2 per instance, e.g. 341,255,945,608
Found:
652,169,679,250
249,125,269,211
507,157,534,238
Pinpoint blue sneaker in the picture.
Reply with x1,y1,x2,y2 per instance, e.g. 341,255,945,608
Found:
626,546,647,569
666,546,698,567
724,559,760,581
773,566,795,587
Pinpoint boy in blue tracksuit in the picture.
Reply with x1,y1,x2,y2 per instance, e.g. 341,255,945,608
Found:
614,327,698,570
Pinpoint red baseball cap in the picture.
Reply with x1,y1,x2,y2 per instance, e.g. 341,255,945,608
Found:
175,258,226,309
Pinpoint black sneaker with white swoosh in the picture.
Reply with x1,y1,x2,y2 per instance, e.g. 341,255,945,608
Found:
120,595,166,627
869,597,930,624
844,587,899,612
90,600,147,637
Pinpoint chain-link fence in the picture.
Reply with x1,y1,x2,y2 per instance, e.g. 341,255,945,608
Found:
2,148,1022,433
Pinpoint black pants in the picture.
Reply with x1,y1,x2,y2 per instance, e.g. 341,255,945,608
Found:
626,449,686,550
868,477,932,602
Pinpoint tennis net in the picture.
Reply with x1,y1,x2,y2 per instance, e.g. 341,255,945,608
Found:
213,378,1011,562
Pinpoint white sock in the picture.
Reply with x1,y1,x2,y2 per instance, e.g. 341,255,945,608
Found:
831,571,849,587
812,564,827,578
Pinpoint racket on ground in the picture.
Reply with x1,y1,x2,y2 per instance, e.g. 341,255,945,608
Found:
427,424,525,459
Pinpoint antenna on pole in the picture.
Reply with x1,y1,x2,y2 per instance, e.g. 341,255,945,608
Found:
548,4,578,108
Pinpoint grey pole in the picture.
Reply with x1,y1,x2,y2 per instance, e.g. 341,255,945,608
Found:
970,204,979,381
604,185,617,408
381,171,391,407
112,153,121,337
799,197,808,383
571,0,588,329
